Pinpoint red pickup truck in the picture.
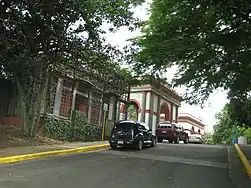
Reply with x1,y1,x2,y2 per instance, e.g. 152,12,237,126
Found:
156,122,189,144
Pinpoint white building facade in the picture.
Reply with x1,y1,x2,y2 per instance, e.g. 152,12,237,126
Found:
178,113,205,136
119,79,182,133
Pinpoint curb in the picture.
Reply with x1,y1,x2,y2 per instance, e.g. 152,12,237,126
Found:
234,144,251,179
0,144,110,164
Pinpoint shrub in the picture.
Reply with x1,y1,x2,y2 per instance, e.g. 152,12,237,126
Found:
44,110,101,141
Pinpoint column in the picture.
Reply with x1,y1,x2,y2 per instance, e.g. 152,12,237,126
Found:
119,103,125,120
98,93,104,126
140,92,147,122
87,90,92,123
113,98,118,123
71,82,78,112
176,106,179,123
156,96,161,125
170,103,173,123
108,96,116,120
148,92,154,128
116,101,121,122
172,105,176,122
53,78,63,116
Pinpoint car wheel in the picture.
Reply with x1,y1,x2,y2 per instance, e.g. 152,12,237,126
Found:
136,139,143,150
157,138,163,143
151,137,157,147
184,137,189,144
110,144,117,150
168,139,173,143
175,136,180,144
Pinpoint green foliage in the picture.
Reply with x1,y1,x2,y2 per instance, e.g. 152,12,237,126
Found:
203,132,214,145
127,105,138,120
229,96,251,127
44,111,101,141
212,103,251,144
132,0,251,105
0,0,144,136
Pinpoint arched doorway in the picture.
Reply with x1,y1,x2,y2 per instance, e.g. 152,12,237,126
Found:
159,102,170,122
122,100,140,121
127,104,138,120
191,126,195,133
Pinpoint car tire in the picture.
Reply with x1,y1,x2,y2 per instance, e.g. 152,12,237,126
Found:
136,138,143,150
168,139,173,143
184,137,189,144
151,137,157,147
157,138,163,143
175,136,180,144
110,144,117,150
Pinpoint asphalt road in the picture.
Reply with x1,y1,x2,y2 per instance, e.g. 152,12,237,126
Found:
0,143,235,188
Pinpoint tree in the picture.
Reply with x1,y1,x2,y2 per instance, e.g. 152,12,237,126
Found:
212,104,241,144
212,103,251,144
132,0,251,105
127,105,138,120
0,0,144,136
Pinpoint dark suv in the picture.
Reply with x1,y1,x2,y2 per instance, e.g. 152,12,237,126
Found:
109,120,157,150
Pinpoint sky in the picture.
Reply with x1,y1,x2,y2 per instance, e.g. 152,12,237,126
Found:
103,2,229,132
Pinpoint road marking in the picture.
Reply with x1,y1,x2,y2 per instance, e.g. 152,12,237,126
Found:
101,150,228,169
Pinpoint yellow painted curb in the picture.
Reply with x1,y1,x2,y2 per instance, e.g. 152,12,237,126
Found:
0,144,110,164
234,144,251,179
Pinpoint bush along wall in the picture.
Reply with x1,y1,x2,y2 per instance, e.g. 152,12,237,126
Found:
44,110,101,141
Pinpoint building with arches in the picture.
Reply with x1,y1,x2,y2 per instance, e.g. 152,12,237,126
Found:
119,79,182,133
178,113,205,136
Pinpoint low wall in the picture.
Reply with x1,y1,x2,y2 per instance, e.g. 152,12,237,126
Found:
0,115,23,128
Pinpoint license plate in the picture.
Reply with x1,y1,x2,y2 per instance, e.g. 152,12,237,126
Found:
162,131,166,133
118,141,123,144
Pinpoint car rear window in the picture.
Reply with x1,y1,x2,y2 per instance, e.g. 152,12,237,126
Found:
157,124,172,128
113,123,135,130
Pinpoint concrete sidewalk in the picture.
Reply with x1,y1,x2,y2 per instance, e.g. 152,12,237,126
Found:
228,146,251,188
0,141,109,158
239,145,251,164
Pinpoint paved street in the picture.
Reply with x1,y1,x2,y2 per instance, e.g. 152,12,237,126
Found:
0,143,236,188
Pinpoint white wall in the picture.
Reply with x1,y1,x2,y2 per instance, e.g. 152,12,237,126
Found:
172,105,176,121
153,94,158,112
160,98,171,111
130,93,142,107
178,121,205,135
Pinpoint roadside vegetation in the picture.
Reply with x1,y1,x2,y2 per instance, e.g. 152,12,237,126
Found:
204,103,251,145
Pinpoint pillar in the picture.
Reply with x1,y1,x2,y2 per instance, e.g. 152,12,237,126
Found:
172,104,177,122
148,92,154,128
53,78,63,116
156,95,161,125
176,106,179,123
140,92,147,122
170,103,173,123
108,96,116,121
87,90,92,123
71,82,78,111
116,101,121,122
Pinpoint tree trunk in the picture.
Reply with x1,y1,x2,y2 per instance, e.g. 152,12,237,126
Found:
30,71,50,137
16,75,30,136
16,66,51,137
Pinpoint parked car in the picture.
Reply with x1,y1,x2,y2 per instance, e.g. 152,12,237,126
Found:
156,122,189,144
189,134,204,144
109,120,157,150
